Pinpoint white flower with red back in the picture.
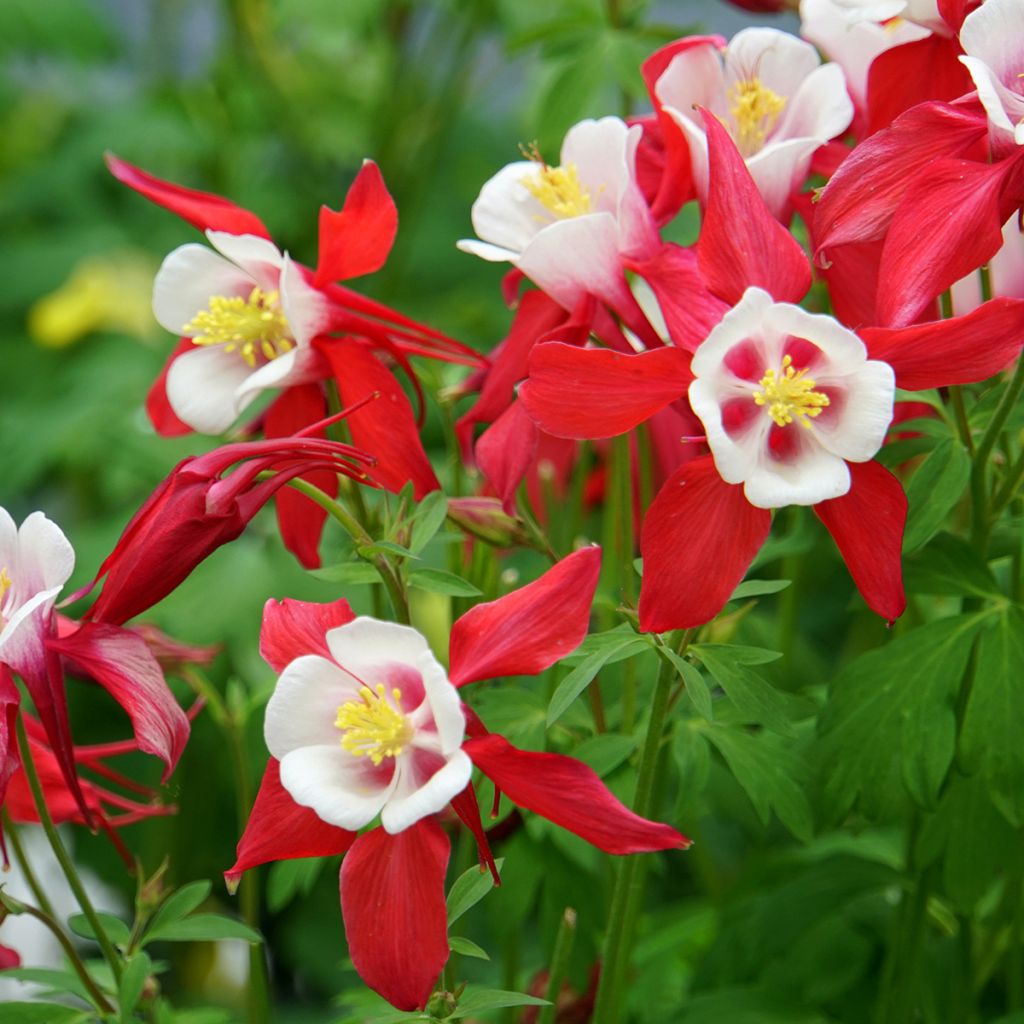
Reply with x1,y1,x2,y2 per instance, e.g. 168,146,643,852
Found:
688,287,895,508
152,232,329,435
263,617,472,835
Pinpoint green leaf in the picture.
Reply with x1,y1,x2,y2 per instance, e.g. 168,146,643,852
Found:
407,568,482,597
67,911,131,946
146,881,212,937
547,637,645,726
119,951,152,1021
903,531,1002,598
730,579,792,601
0,966,92,1002
357,540,419,560
446,859,504,926
572,733,637,776
448,988,549,1018
690,646,795,735
903,438,971,552
816,614,989,821
144,913,262,945
705,725,813,841
0,1004,90,1023
671,725,711,811
409,491,449,553
959,606,1024,825
309,561,382,585
267,857,326,913
448,935,490,960
533,47,610,152
690,643,782,666
659,647,712,720
562,625,650,664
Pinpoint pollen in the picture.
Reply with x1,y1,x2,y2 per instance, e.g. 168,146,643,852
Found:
0,568,11,627
335,684,413,766
183,287,293,368
753,355,830,429
519,143,593,220
728,77,787,156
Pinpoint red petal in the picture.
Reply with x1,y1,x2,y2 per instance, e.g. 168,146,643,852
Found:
225,759,356,889
876,155,1024,327
316,338,440,499
861,297,1024,389
476,401,540,514
696,109,811,305
146,339,195,437
814,460,907,623
105,153,271,238
465,734,690,853
314,161,398,287
449,547,601,687
0,668,21,849
265,385,336,569
49,623,189,781
520,343,692,440
638,456,772,632
340,820,450,1012
450,783,499,882
259,596,356,673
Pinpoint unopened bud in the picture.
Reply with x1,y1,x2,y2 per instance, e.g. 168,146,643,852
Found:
447,497,530,548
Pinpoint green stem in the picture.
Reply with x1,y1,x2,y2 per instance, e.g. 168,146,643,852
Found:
950,387,975,456
14,713,123,983
591,656,675,1024
538,908,578,1024
3,810,57,919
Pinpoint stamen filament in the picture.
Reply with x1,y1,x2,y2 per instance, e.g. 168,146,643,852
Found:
753,354,830,428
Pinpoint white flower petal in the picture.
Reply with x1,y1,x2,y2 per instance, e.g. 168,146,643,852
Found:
959,0,1024,84
16,511,75,594
744,441,851,508
279,254,329,348
959,56,1022,143
468,161,550,257
814,359,895,462
690,287,776,378
206,231,284,290
380,748,473,834
165,345,257,435
152,245,253,337
775,62,853,144
763,302,868,373
456,239,520,263
726,28,821,101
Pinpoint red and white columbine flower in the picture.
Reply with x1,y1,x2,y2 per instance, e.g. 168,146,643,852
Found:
688,286,895,508
227,549,689,1012
651,28,853,219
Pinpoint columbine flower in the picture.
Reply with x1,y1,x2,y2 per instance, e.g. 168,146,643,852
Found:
831,0,943,30
227,551,689,1011
650,28,853,218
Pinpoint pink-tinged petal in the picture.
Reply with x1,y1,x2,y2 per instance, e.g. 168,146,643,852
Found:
814,459,906,623
340,820,450,1012
146,339,195,436
476,401,539,514
49,622,189,781
314,160,398,286
630,244,729,351
860,297,1024,389
380,748,473,834
520,343,693,440
317,338,439,498
105,153,271,238
696,110,811,305
876,155,1024,327
448,547,601,687
638,456,772,632
814,100,989,257
279,256,330,348
265,385,336,569
259,595,356,672
225,758,356,890
465,734,689,853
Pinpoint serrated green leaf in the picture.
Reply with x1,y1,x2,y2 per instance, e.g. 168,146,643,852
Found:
690,646,794,735
659,647,712,720
904,531,1001,598
446,858,505,926
903,438,971,552
119,951,152,1021
67,910,131,946
705,725,813,841
146,881,212,937
816,614,988,821
309,561,381,585
409,491,449,553
547,637,643,726
572,733,637,776
448,935,490,960
448,988,549,1018
959,606,1024,825
730,579,792,601
144,914,262,944
407,567,482,597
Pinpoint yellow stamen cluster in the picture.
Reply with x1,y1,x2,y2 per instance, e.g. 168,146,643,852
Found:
183,287,293,368
0,568,12,628
753,355,830,428
728,77,787,155
519,143,593,220
335,684,413,766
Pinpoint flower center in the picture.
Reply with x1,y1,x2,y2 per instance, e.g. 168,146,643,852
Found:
182,287,293,368
519,143,593,219
753,355,830,428
335,684,414,766
728,78,787,156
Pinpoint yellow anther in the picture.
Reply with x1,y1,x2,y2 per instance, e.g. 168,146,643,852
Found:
0,568,11,604
519,143,593,220
335,684,413,766
183,287,293,368
753,354,830,428
728,77,787,156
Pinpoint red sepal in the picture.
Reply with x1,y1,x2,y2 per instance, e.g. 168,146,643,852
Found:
259,596,356,673
105,153,270,238
225,759,356,889
340,820,450,1012
0,668,21,857
861,298,1024,389
520,343,692,440
465,734,690,853
314,161,398,287
476,401,540,514
450,783,500,883
146,339,195,437
696,109,811,305
814,460,907,624
638,456,772,632
449,547,601,687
